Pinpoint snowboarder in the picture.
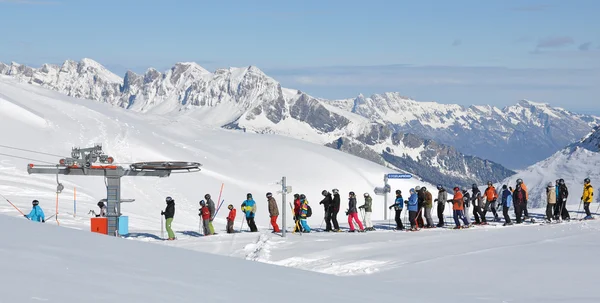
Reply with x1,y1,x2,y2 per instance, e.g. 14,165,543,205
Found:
199,200,211,236
415,186,425,228
293,193,303,232
407,188,419,230
471,184,487,225
299,194,311,233
346,192,364,232
434,185,447,227
501,185,512,226
462,188,472,226
423,187,435,228
448,187,469,229
241,193,258,232
513,184,527,224
266,192,280,232
358,193,374,231
320,190,334,231
389,189,404,230
226,204,236,234
546,182,556,222
25,200,45,222
161,196,175,240
331,189,341,231
516,179,530,220
556,179,570,221
205,194,216,235
483,181,500,222
582,178,594,220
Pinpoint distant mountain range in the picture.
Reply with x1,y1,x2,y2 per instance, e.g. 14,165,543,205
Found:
2,58,598,189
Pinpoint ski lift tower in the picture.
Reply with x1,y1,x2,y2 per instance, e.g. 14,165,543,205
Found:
26,144,201,236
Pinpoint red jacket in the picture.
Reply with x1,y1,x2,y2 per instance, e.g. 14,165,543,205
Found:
227,208,236,221
201,206,210,220
294,198,301,216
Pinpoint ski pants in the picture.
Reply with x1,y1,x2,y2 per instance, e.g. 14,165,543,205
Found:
208,220,215,235
554,200,570,220
464,206,471,224
453,210,469,227
584,202,591,217
331,210,340,230
546,203,555,221
324,210,333,231
364,211,373,228
514,203,524,223
473,205,486,223
165,217,175,239
270,216,281,232
226,219,234,233
523,201,529,217
300,219,311,232
424,206,434,227
347,212,364,231
202,219,210,235
409,210,417,229
483,200,498,219
246,217,258,232
502,205,511,224
436,203,445,226
417,205,424,227
394,209,404,229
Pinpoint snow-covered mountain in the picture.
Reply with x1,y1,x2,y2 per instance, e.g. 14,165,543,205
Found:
500,126,600,208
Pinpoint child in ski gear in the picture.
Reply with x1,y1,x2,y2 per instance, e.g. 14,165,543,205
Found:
161,197,175,240
199,200,211,235
483,181,500,222
407,188,419,230
299,194,311,232
331,189,341,231
267,192,281,232
501,185,512,226
205,194,216,235
293,193,303,232
582,178,594,219
226,204,236,233
346,192,364,232
435,185,447,227
513,184,527,224
546,182,556,222
389,189,404,230
462,188,472,225
471,184,487,224
359,193,374,231
415,186,425,228
423,187,434,228
241,193,258,232
320,190,334,231
556,179,570,220
449,187,469,229
25,200,45,222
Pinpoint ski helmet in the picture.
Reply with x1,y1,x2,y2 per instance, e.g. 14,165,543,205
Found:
516,178,523,184
204,194,211,200
487,181,493,186
548,182,553,187
472,183,478,190
299,194,306,200
364,193,369,197
321,190,328,196
395,189,401,195
502,184,507,189
294,193,300,199
332,188,339,194
453,187,460,192
415,186,421,191
199,200,205,206
559,179,565,185
266,192,272,198
436,184,442,190
247,193,252,199
165,196,173,203
32,200,39,206
422,187,427,192
349,191,355,197
584,178,591,184
227,204,233,210
97,201,104,207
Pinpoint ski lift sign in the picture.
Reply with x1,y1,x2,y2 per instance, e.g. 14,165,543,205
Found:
387,173,412,179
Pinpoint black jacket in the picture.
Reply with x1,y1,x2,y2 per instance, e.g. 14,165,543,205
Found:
513,189,527,205
332,194,341,212
463,192,471,208
320,194,333,211
348,197,358,214
417,190,425,207
558,184,569,202
163,201,175,219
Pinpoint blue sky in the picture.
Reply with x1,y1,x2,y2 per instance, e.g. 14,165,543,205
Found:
1,0,599,113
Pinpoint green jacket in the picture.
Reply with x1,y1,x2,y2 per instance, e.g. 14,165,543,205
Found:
359,196,373,212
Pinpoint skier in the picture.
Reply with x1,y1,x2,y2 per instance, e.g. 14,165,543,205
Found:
406,188,419,230
91,201,107,217
434,185,447,227
241,193,258,232
556,179,570,221
226,204,236,234
199,200,211,236
516,179,530,220
415,186,425,228
319,190,334,232
483,181,500,222
582,178,594,220
205,194,216,235
448,187,469,229
293,193,303,232
331,189,341,231
266,192,280,232
388,189,404,230
471,184,487,225
423,187,435,228
25,200,45,222
358,193,374,231
346,191,364,232
161,197,175,240
546,182,556,222
501,185,513,226
299,194,311,233
513,184,527,224
462,188,472,226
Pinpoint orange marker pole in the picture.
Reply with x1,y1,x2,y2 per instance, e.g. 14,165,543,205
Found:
73,187,76,218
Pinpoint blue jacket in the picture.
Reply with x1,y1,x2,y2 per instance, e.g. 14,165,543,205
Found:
241,199,256,218
27,205,45,222
407,190,418,211
502,189,512,208
391,196,404,210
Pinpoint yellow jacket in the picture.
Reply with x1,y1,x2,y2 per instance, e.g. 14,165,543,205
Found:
583,184,594,203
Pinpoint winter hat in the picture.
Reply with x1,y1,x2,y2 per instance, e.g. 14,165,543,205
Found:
321,190,328,196
502,185,507,189
97,201,105,207
395,189,402,195
204,194,211,200
332,188,339,194
266,192,273,198
247,193,252,199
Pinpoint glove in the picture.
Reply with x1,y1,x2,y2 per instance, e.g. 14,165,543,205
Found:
434,199,438,202
199,213,202,217
563,198,567,202
389,206,393,210
42,219,45,223
161,211,165,215
23,215,27,218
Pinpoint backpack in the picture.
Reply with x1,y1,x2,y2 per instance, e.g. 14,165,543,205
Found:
306,205,312,217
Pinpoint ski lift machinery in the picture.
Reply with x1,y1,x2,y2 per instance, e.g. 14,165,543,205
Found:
26,144,201,236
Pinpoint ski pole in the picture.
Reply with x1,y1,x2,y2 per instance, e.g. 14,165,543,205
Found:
160,214,164,239
46,214,55,221
595,202,600,216
576,199,583,220
239,217,245,233
0,193,26,216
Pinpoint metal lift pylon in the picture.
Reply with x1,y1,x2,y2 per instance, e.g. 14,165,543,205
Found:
26,144,201,236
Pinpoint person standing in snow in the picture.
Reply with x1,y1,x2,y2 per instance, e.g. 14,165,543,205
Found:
299,194,311,233
347,192,364,232
389,189,404,230
241,193,258,232
91,201,107,217
415,186,425,228
423,187,435,228
448,187,469,229
25,200,45,222
516,179,530,220
199,200,211,236
266,192,281,232
471,184,487,225
462,188,472,226
501,185,513,226
293,193,303,232
434,185,447,227
226,204,236,234
546,182,556,222
556,179,570,221
513,184,527,224
320,190,334,232
406,188,419,230
483,181,500,222
582,178,594,220
205,194,216,235
359,193,374,231
161,197,176,240
331,189,341,231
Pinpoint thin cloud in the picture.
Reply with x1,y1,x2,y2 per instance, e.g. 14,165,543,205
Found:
536,36,575,48
451,39,462,47
579,42,592,51
510,4,550,11
0,0,59,4
514,36,533,44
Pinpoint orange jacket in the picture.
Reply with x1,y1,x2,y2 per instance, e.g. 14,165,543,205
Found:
485,186,497,201
452,190,464,211
521,183,529,200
